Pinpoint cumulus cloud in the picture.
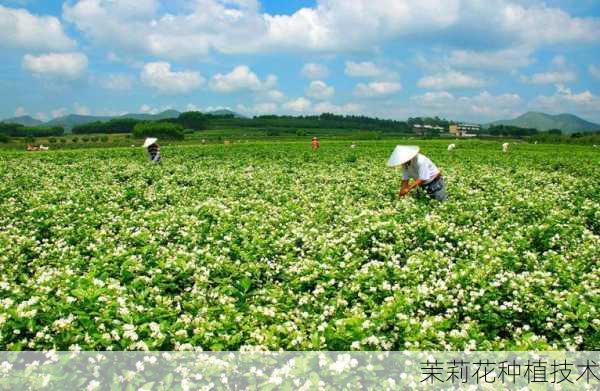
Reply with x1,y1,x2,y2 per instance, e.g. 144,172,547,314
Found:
14,106,27,117
262,89,286,102
62,0,600,60
283,97,312,113
447,47,534,70
73,102,91,116
140,62,204,95
589,65,600,80
410,90,522,120
417,71,487,90
306,80,334,100
209,65,276,93
51,107,68,118
301,63,329,79
354,81,402,98
139,104,173,114
345,61,387,78
237,102,278,115
100,73,135,91
22,52,88,80
0,5,76,51
313,101,362,115
531,84,600,121
521,71,577,85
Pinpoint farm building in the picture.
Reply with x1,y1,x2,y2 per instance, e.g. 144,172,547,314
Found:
449,123,481,137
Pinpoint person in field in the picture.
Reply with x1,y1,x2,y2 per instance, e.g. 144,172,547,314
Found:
143,137,161,164
388,145,447,201
311,136,320,151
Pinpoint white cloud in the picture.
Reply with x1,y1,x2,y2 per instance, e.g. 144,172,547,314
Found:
0,5,76,51
306,80,334,100
262,89,286,102
447,47,534,70
73,102,91,116
185,103,201,112
552,55,567,68
139,104,173,114
35,112,48,121
51,107,67,118
237,102,278,115
209,65,276,93
301,63,329,79
589,65,600,80
531,84,600,121
410,90,522,121
63,0,600,60
22,52,88,80
521,71,577,85
312,101,362,115
283,97,312,113
14,106,27,117
140,62,204,95
100,73,134,91
354,81,402,97
417,70,487,90
345,61,386,78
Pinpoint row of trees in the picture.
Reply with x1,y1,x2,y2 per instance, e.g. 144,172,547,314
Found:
132,122,184,140
487,125,539,137
0,123,64,137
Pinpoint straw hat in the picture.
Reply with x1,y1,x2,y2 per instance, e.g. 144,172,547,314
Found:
387,145,419,167
143,137,158,148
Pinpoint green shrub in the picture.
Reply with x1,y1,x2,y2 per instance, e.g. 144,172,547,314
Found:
296,129,307,137
0,134,9,143
100,136,109,142
81,137,89,142
72,137,79,143
48,137,57,143
59,138,67,143
90,137,99,142
133,122,185,140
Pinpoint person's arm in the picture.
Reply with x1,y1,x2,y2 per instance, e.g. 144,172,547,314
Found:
409,178,424,190
398,180,411,196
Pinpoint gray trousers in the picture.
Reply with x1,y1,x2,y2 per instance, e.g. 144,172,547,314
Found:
423,176,448,201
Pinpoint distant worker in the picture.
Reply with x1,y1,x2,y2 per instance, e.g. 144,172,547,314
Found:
448,143,456,151
502,142,509,153
311,137,320,151
388,145,447,201
143,137,161,164
38,145,49,151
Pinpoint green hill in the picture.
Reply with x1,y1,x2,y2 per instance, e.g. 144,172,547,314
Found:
1,115,44,126
489,112,600,134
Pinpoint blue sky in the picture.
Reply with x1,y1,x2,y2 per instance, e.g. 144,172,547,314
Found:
1,0,599,123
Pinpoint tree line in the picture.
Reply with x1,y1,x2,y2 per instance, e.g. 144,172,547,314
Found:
0,123,64,137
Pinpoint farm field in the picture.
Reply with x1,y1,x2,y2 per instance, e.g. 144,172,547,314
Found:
0,140,598,351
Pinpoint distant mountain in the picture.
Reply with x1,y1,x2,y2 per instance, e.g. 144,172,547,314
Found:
207,109,244,118
489,112,600,134
1,115,44,126
43,110,181,131
1,109,247,131
44,114,112,130
119,109,181,121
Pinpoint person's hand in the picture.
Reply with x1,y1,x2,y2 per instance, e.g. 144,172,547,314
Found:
398,188,409,197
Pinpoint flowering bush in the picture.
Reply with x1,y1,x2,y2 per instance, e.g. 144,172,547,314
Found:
0,140,598,351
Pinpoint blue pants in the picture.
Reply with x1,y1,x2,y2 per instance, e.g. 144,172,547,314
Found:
423,176,447,201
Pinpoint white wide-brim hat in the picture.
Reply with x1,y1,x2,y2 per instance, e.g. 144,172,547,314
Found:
143,137,158,148
387,145,419,167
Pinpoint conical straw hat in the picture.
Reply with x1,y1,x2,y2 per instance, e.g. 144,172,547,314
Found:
143,138,158,148
387,145,419,167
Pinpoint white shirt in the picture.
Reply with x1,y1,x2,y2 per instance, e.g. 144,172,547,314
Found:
402,153,440,184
